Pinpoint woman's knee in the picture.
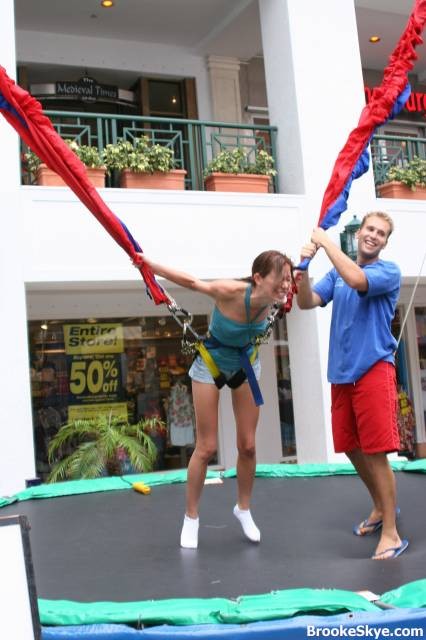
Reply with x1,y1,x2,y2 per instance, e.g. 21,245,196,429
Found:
237,442,256,459
194,443,217,463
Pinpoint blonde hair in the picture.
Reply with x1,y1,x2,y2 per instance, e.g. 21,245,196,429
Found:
360,211,394,237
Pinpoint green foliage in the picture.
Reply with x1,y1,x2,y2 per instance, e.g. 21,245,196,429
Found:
204,147,277,177
65,139,104,168
102,135,175,175
386,156,426,190
24,149,42,176
24,139,104,178
47,413,161,482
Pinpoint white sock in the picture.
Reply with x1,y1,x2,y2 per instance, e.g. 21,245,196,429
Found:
180,514,199,549
233,504,261,542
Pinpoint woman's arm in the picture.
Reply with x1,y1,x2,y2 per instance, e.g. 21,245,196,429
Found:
134,254,240,299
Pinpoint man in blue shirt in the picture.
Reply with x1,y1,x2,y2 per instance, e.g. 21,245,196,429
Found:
297,211,408,559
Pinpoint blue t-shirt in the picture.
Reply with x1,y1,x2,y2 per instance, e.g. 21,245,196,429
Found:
313,259,401,384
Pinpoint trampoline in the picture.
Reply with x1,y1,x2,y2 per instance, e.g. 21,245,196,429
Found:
1,462,426,639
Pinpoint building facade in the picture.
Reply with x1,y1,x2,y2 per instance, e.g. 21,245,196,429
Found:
1,0,425,495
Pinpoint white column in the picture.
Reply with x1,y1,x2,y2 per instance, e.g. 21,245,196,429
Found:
0,1,36,494
206,56,243,123
259,0,377,462
259,0,376,201
0,0,20,187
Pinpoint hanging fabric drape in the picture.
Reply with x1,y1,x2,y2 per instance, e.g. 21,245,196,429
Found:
0,67,169,306
298,0,426,270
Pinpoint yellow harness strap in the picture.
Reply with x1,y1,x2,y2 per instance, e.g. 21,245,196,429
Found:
196,341,221,378
196,341,258,381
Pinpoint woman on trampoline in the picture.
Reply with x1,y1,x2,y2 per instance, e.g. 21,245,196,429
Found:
134,251,293,549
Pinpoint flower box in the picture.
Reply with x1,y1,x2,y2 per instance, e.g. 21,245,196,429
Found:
120,168,186,190
36,164,106,188
205,172,271,193
377,180,426,200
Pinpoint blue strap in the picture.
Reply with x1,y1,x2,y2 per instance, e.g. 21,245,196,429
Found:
204,335,264,407
239,348,264,407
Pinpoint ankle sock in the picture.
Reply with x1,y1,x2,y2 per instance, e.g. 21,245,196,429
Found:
180,514,199,549
233,504,261,542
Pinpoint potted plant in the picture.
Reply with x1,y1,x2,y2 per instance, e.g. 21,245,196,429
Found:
25,139,106,188
47,412,162,481
102,135,186,189
204,147,277,193
377,156,426,199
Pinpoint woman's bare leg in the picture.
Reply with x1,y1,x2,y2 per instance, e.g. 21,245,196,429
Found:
185,381,220,516
180,381,219,548
231,383,260,541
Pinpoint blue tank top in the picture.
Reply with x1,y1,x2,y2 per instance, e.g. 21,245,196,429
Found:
206,284,268,371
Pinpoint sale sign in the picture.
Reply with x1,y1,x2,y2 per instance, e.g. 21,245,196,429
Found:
63,323,125,419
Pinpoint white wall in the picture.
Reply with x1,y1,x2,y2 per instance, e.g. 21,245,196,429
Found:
0,1,37,496
16,30,212,121
21,187,303,283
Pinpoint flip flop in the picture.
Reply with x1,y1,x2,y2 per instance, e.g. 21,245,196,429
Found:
353,507,400,536
372,538,409,560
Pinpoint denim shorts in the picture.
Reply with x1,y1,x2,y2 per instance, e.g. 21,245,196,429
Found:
188,355,261,384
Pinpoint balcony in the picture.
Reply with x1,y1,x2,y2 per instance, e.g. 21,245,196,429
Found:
22,110,278,193
371,134,426,192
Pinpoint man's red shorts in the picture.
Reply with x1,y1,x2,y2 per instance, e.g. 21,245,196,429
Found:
331,361,400,454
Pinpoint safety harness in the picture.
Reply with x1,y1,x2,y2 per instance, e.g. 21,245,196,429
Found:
168,288,286,407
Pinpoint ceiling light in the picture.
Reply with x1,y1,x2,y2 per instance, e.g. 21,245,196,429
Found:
369,36,381,43
40,322,48,331
101,0,114,7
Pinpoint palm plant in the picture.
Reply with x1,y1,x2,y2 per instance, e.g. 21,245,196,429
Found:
47,413,162,482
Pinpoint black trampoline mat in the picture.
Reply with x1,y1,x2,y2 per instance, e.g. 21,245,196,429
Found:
2,473,425,602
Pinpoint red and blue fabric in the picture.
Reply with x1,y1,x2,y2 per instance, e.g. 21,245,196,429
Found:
0,66,169,306
298,0,426,270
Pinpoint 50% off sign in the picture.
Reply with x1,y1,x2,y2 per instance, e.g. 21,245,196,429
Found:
69,355,120,397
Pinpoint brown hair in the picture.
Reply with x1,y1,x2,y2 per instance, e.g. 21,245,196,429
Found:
360,211,394,237
243,250,294,285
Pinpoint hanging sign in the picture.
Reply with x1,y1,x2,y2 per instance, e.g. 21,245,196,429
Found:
365,86,426,114
55,76,119,102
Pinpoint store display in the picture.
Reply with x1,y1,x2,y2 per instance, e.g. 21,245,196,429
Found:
168,380,195,447
28,314,208,479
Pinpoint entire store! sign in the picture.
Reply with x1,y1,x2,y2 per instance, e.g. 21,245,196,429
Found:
63,323,127,420
365,85,426,114
55,76,119,102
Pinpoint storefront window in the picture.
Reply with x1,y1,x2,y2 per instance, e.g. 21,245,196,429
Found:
273,319,296,458
28,315,208,480
392,307,416,457
415,307,426,427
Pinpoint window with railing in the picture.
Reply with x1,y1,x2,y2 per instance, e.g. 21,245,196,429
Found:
370,133,426,187
21,111,278,192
